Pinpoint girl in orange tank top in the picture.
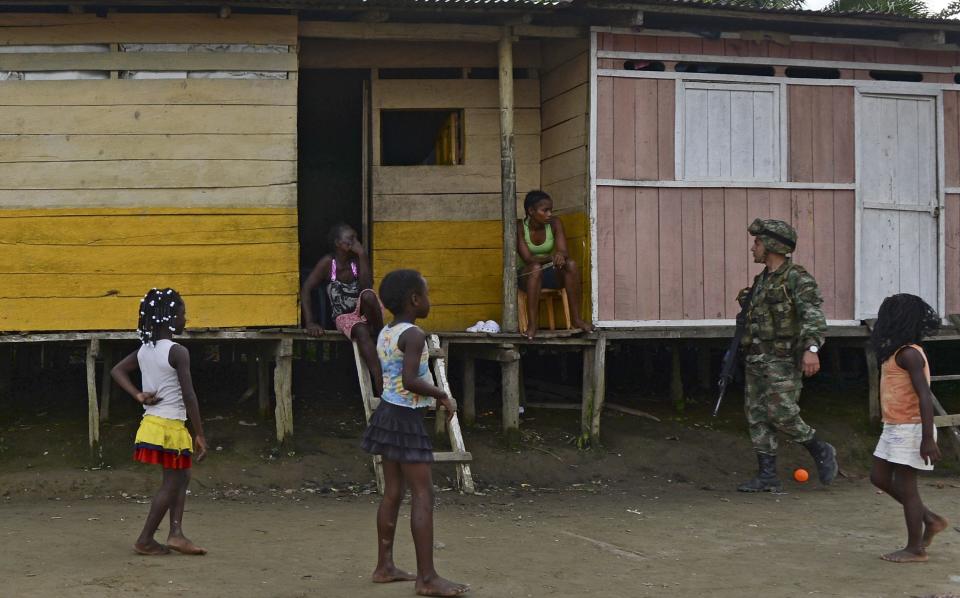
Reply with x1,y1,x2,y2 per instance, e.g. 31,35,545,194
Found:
868,294,946,564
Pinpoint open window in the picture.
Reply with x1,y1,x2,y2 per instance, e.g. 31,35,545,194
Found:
678,82,781,182
380,109,463,166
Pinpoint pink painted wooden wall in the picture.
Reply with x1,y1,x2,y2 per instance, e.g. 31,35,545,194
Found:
595,76,674,181
948,194,960,316
596,188,855,321
597,32,959,71
788,86,854,183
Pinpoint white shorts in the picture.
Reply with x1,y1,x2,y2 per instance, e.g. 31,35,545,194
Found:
873,423,937,471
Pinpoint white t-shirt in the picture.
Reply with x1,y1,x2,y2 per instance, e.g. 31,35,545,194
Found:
137,339,186,421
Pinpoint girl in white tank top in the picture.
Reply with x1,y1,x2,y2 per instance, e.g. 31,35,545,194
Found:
110,288,208,557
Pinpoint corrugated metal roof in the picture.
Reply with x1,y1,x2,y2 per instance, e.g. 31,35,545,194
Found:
631,0,960,25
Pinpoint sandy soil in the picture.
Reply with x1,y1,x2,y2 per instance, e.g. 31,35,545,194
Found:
3,482,960,598
3,352,960,597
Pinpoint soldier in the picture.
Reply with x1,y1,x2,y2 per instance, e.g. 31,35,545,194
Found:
737,218,839,492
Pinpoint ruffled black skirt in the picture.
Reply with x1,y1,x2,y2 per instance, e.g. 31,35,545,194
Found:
361,401,434,464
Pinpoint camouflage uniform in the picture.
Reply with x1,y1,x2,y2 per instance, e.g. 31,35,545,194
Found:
740,256,827,455
736,219,836,491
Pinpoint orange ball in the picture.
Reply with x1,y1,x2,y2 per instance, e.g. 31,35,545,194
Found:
794,468,809,483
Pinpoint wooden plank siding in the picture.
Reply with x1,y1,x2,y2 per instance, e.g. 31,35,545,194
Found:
789,86,854,183
595,76,674,182
370,71,542,329
540,38,591,322
0,15,299,332
596,187,855,321
948,194,960,316
372,213,587,330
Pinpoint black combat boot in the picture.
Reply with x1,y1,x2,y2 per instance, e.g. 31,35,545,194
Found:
737,453,783,492
802,437,838,485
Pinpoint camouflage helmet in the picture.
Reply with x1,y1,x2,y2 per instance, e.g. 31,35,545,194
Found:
748,218,797,255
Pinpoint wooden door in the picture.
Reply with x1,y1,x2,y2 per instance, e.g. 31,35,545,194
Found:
858,93,940,319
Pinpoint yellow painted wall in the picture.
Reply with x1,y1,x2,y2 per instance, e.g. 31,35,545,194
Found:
0,13,299,332
372,212,589,331
1,208,298,331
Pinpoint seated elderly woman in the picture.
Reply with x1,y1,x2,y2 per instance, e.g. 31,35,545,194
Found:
516,190,593,339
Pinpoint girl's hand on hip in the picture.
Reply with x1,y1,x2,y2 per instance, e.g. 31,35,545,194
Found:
136,391,158,405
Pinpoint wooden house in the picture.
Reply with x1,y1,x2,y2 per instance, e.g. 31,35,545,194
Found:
590,10,960,329
3,1,960,446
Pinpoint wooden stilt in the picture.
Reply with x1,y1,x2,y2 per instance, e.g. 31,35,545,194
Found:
670,341,684,412
696,345,711,392
581,334,608,447
86,339,100,452
98,343,113,422
500,343,521,445
829,345,843,383
642,344,655,381
258,345,270,419
462,356,476,425
0,344,12,401
239,349,258,404
273,338,293,444
498,25,518,333
865,344,880,422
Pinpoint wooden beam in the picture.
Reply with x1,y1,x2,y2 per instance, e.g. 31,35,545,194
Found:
273,337,293,444
462,356,476,426
499,26,519,334
299,21,502,42
935,413,960,427
580,334,608,446
514,24,585,39
258,345,271,419
98,343,112,423
86,339,100,452
0,52,296,72
865,344,880,423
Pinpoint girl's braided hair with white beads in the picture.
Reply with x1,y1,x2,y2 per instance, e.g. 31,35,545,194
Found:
137,288,184,345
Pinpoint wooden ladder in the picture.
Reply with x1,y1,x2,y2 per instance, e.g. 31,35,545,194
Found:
352,334,475,494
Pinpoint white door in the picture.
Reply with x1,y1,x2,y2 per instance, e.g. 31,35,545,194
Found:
858,93,940,319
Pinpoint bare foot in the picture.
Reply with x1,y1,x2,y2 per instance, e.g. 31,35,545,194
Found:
372,565,416,583
416,576,469,597
167,534,207,555
133,540,170,556
523,326,537,340
923,513,949,548
880,548,927,563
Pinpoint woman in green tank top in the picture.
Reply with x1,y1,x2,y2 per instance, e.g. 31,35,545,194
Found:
516,190,594,339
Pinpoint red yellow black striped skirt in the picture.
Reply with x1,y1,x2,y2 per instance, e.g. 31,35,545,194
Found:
133,415,193,469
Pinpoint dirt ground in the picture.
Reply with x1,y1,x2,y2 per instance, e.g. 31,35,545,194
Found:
3,347,960,597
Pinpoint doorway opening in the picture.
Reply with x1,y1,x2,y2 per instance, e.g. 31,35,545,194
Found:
297,69,370,274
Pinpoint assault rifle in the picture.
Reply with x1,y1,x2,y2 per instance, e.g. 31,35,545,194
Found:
712,280,758,417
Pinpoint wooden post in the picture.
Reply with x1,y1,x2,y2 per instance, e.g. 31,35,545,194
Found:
86,339,100,452
581,334,608,447
697,344,711,392
273,338,293,444
865,344,880,422
671,341,684,412
98,343,112,423
500,344,520,445
498,26,518,333
462,356,476,425
0,344,12,402
258,345,271,419
829,345,843,383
